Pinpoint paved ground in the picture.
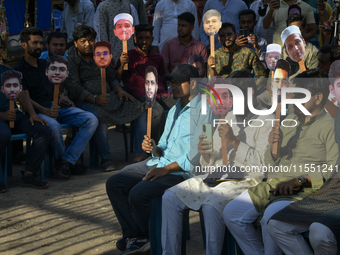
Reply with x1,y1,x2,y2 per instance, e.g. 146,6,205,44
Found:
0,127,207,255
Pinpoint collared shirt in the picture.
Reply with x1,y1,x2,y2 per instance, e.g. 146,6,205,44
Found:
39,50,68,60
65,51,119,103
161,36,208,72
14,58,53,108
61,0,95,43
199,0,248,50
147,95,213,178
98,0,135,64
210,45,266,89
152,0,199,52
269,0,315,46
94,2,139,42
114,47,168,99
248,109,339,214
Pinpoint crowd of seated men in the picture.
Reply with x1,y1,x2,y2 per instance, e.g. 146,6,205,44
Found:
2,0,340,254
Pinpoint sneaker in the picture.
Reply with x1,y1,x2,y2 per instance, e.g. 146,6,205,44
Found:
55,160,71,179
21,171,49,189
70,164,87,175
100,158,116,172
116,237,127,251
121,238,150,255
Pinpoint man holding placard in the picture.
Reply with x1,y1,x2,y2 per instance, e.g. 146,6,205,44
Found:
66,25,145,171
15,28,98,179
0,70,51,190
208,23,266,90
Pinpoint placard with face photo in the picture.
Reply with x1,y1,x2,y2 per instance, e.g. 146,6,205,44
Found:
202,9,222,36
281,25,306,65
145,66,158,108
1,70,23,100
46,55,69,84
272,59,290,97
265,44,282,71
93,41,113,69
114,13,135,41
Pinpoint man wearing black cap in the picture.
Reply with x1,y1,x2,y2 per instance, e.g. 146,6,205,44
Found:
106,64,213,255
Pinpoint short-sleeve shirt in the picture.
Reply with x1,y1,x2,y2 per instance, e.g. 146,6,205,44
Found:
270,0,315,46
14,58,53,108
161,36,208,73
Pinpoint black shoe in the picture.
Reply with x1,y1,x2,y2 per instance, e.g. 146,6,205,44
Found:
70,164,87,175
116,237,127,251
21,171,49,189
100,158,116,172
121,238,150,255
55,161,71,179
0,183,6,193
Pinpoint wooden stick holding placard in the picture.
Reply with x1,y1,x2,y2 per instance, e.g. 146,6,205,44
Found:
210,35,215,69
221,119,228,165
9,100,14,128
298,60,306,72
272,102,281,158
123,41,128,70
146,107,152,153
53,84,59,107
101,68,106,95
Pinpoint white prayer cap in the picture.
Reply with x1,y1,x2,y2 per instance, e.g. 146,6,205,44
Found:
114,13,133,26
281,25,302,46
266,44,281,53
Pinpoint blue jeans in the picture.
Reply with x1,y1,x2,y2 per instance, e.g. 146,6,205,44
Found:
38,106,98,165
77,102,111,159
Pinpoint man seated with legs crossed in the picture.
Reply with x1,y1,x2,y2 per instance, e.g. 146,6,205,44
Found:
161,70,273,255
223,69,339,255
106,64,213,255
15,27,98,179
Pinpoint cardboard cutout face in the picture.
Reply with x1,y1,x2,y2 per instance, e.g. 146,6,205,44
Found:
114,19,135,41
266,51,281,71
272,68,289,96
1,77,22,100
203,10,222,36
207,88,232,118
284,34,305,63
329,77,340,105
94,45,112,68
145,67,158,108
46,61,69,84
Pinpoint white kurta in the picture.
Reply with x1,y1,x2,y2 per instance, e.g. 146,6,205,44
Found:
152,0,199,52
167,106,273,215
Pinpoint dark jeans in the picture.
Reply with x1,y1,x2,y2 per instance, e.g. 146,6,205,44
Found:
106,159,184,238
0,112,51,174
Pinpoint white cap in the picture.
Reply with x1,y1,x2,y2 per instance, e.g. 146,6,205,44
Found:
266,43,281,53
114,13,133,26
281,25,302,46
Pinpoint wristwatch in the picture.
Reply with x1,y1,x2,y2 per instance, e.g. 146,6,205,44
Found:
298,176,308,187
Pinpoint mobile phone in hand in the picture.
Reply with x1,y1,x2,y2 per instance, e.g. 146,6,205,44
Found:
202,123,213,152
239,29,247,38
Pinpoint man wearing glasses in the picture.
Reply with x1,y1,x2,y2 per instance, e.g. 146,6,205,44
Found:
14,28,98,179
93,41,112,68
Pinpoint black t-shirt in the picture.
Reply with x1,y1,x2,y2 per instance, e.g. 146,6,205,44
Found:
14,58,53,108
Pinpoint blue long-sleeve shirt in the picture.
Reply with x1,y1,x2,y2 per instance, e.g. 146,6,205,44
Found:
147,94,213,179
